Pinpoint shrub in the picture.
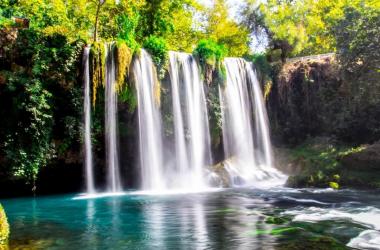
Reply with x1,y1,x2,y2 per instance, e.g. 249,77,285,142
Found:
143,36,168,79
193,39,227,68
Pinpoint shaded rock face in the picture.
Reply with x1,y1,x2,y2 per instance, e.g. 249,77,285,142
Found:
267,57,346,145
339,143,380,171
338,143,380,189
267,55,380,146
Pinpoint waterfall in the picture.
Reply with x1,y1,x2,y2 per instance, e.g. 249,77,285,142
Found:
134,49,165,190
168,52,212,189
248,65,273,167
105,43,122,192
220,58,284,186
83,47,95,194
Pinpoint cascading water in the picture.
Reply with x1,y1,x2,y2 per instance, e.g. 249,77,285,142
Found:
134,49,165,191
220,58,284,186
105,43,122,192
168,52,212,189
134,50,212,191
248,65,273,167
83,47,95,194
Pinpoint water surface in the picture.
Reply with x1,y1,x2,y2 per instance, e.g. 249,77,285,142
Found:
2,188,380,249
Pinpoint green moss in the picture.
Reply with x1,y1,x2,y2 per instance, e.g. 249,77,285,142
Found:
119,85,137,113
266,216,288,225
115,41,133,93
90,42,106,107
329,182,339,189
247,227,300,237
0,204,9,246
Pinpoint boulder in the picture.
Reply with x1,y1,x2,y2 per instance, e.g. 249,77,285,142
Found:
339,143,380,171
207,160,232,187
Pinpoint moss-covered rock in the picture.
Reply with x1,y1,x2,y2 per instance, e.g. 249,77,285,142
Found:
90,42,106,106
0,204,9,246
115,41,133,92
280,137,377,189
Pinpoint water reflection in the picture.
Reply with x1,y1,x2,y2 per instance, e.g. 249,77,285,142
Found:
84,200,98,249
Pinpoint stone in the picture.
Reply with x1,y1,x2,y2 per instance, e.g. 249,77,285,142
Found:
339,143,380,171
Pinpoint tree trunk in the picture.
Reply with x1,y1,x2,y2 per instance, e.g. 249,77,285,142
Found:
93,0,106,42
93,4,101,42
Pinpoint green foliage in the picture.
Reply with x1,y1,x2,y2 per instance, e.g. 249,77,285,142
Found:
0,29,84,190
116,12,140,51
0,204,9,245
143,35,168,79
138,0,195,39
335,7,380,73
3,77,53,187
334,6,380,111
242,0,379,57
251,54,271,77
193,39,227,68
164,0,203,52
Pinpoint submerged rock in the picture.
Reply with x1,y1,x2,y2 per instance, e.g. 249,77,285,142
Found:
276,236,347,250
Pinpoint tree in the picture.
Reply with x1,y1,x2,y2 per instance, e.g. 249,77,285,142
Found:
334,6,380,105
93,0,107,42
242,0,373,57
205,0,250,57
136,0,201,51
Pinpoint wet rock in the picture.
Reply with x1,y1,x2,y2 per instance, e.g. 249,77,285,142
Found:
276,236,347,250
208,160,231,187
